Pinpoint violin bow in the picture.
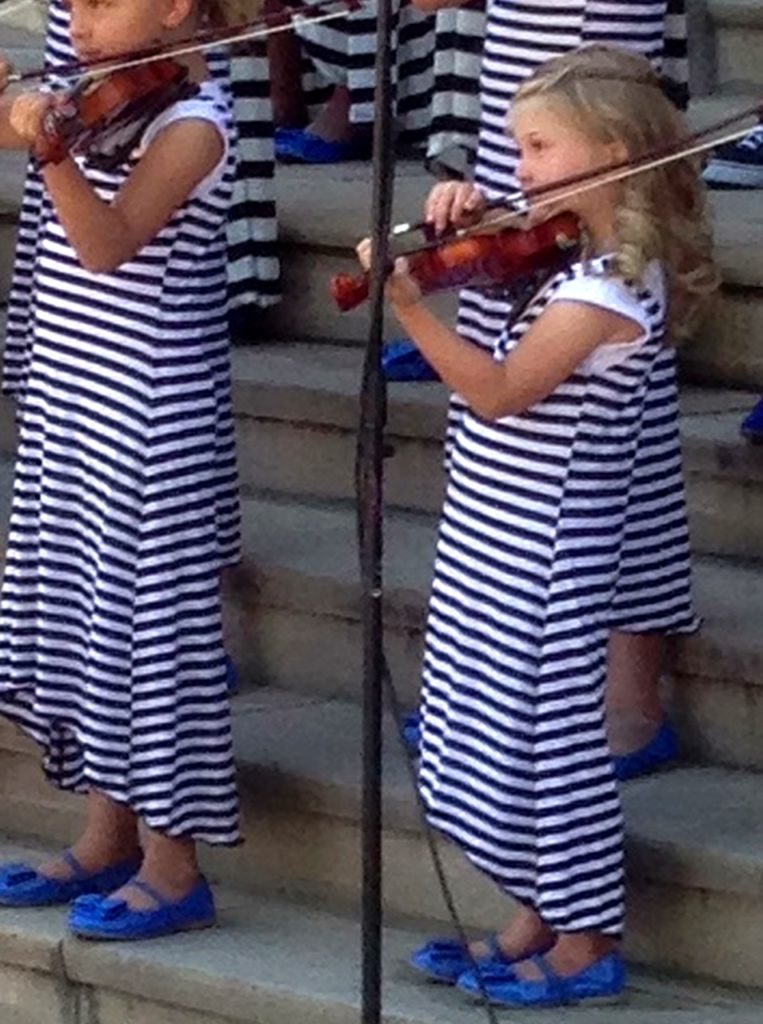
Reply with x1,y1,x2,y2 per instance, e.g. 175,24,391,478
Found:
3,0,367,85
392,98,763,247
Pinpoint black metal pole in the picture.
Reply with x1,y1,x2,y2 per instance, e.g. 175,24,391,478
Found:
356,0,395,1019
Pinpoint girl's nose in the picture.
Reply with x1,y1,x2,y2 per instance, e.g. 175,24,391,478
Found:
516,161,532,189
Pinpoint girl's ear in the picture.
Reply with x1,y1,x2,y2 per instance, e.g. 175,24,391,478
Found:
607,139,629,165
163,0,196,30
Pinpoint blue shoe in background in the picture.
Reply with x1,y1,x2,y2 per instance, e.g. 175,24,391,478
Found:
69,876,216,941
741,397,763,443
703,126,763,189
275,128,372,164
224,653,239,694
0,850,142,907
613,720,678,782
400,710,422,756
456,951,626,1007
382,340,440,382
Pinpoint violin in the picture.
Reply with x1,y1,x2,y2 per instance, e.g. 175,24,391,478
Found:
330,211,582,312
34,59,197,170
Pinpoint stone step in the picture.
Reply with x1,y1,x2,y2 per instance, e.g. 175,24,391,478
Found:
0,445,758,768
230,342,763,561
706,0,763,90
0,838,761,1024
5,699,763,990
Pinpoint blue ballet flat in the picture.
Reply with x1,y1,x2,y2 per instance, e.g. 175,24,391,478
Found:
382,340,440,383
741,397,763,443
0,850,142,907
68,876,216,941
400,710,422,756
613,720,678,782
410,935,551,985
456,951,626,1007
275,128,372,164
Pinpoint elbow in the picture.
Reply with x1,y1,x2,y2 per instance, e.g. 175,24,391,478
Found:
473,395,524,421
78,246,133,275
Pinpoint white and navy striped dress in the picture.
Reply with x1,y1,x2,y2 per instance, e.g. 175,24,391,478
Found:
0,84,241,846
419,258,673,935
295,0,435,146
450,0,696,636
427,0,687,166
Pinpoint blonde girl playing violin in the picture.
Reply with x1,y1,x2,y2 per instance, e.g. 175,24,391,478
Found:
0,0,243,941
358,46,717,1007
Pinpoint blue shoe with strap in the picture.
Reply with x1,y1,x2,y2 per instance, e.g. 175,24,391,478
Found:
456,951,626,1007
0,850,142,907
741,397,763,443
68,876,216,941
613,719,678,782
410,935,552,985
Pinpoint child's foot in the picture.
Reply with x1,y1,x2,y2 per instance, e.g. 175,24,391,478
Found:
68,875,216,940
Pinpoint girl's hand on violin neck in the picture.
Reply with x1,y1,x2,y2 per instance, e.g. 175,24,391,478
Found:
425,180,485,236
9,92,54,147
356,238,422,309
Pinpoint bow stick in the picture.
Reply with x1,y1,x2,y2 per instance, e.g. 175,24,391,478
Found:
391,98,763,247
2,0,366,86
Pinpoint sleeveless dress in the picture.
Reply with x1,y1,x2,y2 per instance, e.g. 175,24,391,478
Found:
419,258,672,935
2,0,279,343
451,0,697,637
0,83,241,846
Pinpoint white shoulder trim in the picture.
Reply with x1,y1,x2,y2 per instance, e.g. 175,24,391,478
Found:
550,260,665,374
139,81,231,200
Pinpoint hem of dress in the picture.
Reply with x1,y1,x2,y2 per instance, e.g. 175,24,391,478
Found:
0,701,242,848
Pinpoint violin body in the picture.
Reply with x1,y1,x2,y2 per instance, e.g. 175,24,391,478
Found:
36,59,197,170
330,211,582,312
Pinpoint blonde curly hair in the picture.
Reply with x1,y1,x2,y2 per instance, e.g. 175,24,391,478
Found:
514,45,719,341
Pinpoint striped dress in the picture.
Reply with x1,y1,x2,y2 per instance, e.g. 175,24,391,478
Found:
0,84,241,846
450,0,696,636
295,0,435,146
426,0,687,166
419,258,677,935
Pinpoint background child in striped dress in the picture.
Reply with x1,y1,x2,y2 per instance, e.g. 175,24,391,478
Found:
0,0,242,941
358,45,717,1008
404,0,693,781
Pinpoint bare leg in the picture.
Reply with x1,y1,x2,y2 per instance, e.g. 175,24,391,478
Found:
606,631,665,756
37,789,140,879
512,930,618,980
265,0,307,127
306,85,371,144
469,904,554,960
108,827,200,910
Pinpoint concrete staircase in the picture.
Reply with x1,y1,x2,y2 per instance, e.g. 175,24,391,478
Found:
0,9,763,1024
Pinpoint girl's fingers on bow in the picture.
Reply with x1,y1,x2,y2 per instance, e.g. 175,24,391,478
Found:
426,181,485,233
356,237,372,271
0,58,11,93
